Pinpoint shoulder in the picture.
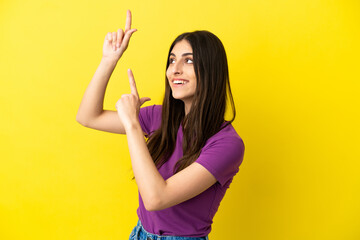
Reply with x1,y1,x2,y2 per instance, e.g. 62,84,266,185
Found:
140,104,162,125
139,104,163,135
195,123,245,186
200,122,245,169
140,104,162,115
204,123,245,152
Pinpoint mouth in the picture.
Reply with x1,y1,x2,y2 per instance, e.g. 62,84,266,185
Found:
172,79,189,85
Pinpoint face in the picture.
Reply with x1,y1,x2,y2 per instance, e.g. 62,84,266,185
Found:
166,40,197,109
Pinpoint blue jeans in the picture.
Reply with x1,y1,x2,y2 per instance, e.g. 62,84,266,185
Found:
129,220,209,240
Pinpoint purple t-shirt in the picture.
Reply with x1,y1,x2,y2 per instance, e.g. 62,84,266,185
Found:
137,105,245,237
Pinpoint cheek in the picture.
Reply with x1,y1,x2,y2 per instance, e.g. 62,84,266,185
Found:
190,69,196,81
166,68,171,79
192,82,197,92
191,73,197,89
166,73,172,87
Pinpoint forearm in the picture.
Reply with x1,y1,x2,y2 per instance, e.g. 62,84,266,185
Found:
125,122,166,210
76,58,118,123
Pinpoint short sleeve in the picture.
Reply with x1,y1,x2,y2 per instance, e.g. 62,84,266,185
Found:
196,137,245,187
138,104,162,136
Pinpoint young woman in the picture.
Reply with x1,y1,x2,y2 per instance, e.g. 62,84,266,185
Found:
76,10,244,240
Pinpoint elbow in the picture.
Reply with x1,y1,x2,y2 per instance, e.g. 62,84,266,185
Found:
76,115,88,127
76,115,84,125
76,111,88,126
143,196,163,212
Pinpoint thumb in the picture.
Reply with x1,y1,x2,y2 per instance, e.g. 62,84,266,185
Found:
139,97,151,106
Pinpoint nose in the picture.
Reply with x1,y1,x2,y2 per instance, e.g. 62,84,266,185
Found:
171,61,183,75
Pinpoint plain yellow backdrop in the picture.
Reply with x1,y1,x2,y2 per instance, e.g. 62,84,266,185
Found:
1,0,359,239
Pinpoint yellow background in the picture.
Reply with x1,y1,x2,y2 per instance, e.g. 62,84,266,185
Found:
1,0,359,239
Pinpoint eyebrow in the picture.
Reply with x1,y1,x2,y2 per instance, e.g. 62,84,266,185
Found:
169,52,193,57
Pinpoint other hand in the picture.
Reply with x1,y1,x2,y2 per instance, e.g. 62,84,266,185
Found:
115,69,151,130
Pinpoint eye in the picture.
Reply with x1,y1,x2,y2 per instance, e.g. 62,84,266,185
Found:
169,58,175,64
185,58,193,64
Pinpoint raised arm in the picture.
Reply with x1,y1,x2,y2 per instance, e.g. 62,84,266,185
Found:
76,10,137,134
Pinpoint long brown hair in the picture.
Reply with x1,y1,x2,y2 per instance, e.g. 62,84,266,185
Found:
147,30,236,174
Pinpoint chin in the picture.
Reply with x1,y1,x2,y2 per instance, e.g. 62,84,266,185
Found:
172,95,183,101
171,90,194,102
172,95,193,104
172,92,186,100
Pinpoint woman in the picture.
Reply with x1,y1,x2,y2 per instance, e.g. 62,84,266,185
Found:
76,10,244,240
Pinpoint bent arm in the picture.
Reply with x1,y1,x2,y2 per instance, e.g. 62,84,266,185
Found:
76,10,137,135
125,122,217,211
76,58,126,134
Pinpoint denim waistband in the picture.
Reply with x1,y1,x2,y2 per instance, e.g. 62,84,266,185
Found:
129,220,209,240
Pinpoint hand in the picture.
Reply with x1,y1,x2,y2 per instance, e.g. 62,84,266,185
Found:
115,69,151,130
102,10,137,61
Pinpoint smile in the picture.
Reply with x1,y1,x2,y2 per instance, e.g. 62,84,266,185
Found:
172,79,189,85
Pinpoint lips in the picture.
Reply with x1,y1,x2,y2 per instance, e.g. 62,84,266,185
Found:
172,78,189,85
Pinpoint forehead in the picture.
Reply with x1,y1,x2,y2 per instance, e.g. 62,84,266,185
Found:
171,40,193,55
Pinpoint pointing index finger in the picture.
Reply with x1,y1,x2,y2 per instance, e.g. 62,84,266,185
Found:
125,10,132,32
128,69,139,98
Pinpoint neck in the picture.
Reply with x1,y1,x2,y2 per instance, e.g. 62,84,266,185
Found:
184,101,192,115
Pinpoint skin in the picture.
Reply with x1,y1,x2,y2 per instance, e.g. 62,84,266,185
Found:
166,40,197,115
77,10,217,211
